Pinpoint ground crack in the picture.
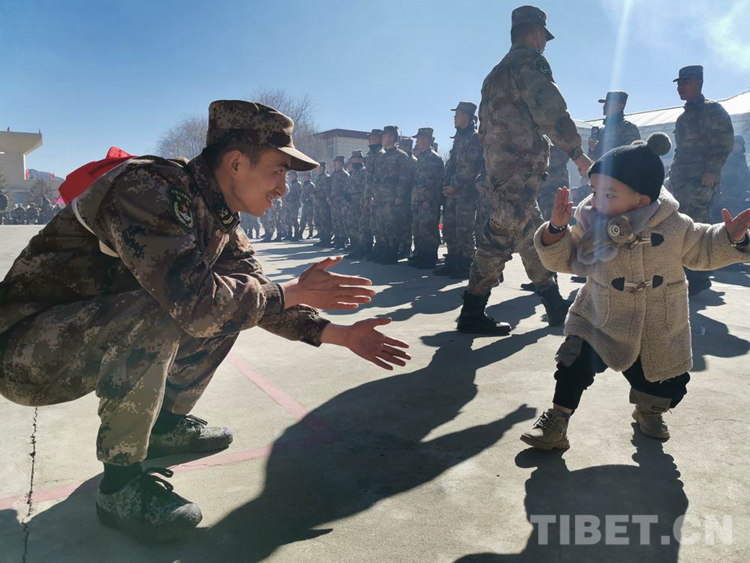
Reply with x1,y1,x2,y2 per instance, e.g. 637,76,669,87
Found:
21,407,38,563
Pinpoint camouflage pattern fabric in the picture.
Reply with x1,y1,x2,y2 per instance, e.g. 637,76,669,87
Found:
300,179,316,235
0,154,330,465
668,96,735,223
345,164,366,243
373,146,413,248
314,171,333,241
588,113,641,161
284,178,303,236
260,203,278,237
330,167,350,242
359,145,384,249
240,211,260,235
411,149,445,254
537,145,571,220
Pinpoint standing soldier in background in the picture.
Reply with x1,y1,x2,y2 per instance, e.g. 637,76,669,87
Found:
330,155,350,249
537,145,570,220
588,91,641,161
285,170,303,240
11,204,27,224
299,170,316,239
260,200,277,241
717,135,750,218
398,137,417,259
458,6,591,335
272,194,284,241
313,161,333,247
435,101,484,279
240,211,260,238
668,65,735,296
354,129,384,260
408,128,445,269
0,191,8,225
373,125,413,265
344,150,366,256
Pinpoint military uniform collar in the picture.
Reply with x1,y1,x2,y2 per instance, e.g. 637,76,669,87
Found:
604,113,625,125
384,146,399,154
685,95,706,108
187,155,239,232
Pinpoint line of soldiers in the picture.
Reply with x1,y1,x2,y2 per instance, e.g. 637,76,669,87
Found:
0,196,59,225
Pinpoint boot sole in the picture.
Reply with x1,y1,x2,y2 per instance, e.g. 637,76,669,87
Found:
146,434,233,459
520,434,570,450
632,411,670,440
96,503,201,543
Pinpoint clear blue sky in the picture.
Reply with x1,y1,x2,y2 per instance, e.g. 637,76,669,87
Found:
2,0,749,176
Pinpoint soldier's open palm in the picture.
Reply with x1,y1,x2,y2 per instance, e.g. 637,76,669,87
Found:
295,256,376,310
344,318,411,370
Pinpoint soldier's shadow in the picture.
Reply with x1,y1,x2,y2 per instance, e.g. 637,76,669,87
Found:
688,290,750,372
711,262,750,289
455,430,688,562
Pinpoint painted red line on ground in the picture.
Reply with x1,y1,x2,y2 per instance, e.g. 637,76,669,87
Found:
0,355,340,512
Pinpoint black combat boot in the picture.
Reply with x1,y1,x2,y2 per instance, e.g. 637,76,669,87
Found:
407,251,422,267
449,256,472,279
434,254,456,276
345,244,363,260
380,246,399,265
416,251,438,270
537,284,571,327
457,291,512,335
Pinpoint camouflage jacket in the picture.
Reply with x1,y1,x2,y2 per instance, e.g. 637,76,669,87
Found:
364,145,385,199
670,96,735,183
444,126,484,196
375,146,414,202
0,155,329,344
412,149,445,205
314,172,331,202
286,179,302,210
347,166,367,198
301,180,315,207
478,44,583,177
331,168,350,200
588,113,641,160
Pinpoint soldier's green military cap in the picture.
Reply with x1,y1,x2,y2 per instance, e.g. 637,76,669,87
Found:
207,100,318,171
383,125,400,137
673,65,703,82
598,91,629,104
451,101,477,116
318,160,327,168
399,137,414,149
415,127,434,138
350,150,364,159
334,155,346,163
369,128,384,137
512,5,554,41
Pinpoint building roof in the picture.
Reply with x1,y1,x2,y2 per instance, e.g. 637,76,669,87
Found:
0,131,43,154
315,128,370,140
585,89,750,128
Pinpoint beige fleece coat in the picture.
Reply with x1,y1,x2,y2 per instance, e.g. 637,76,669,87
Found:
534,189,750,381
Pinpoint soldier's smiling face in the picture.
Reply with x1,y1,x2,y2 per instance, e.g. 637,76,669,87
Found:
219,148,291,216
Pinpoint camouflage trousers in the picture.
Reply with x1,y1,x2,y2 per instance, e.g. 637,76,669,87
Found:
443,190,479,259
300,203,315,235
475,191,492,240
358,198,373,248
400,204,413,252
345,195,362,244
330,199,347,241
670,177,717,223
0,289,237,466
261,208,277,236
468,172,556,296
375,200,408,248
284,206,300,236
314,200,333,240
411,201,441,253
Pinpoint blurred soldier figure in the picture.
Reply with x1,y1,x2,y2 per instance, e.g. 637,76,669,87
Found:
355,129,384,260
272,196,284,241
240,212,260,238
12,203,27,224
398,136,417,258
459,6,591,335
330,155,350,249
373,125,413,264
25,203,40,225
538,145,570,220
39,197,58,224
718,135,750,217
313,161,333,247
260,202,277,241
435,101,484,279
299,171,316,239
409,128,445,269
344,150,366,257
588,91,641,161
668,65,735,296
0,191,8,225
285,170,303,240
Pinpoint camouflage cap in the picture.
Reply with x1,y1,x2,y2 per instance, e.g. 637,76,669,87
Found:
511,5,554,41
206,100,318,171
333,155,346,163
598,91,629,104
350,149,364,159
301,171,312,177
369,128,384,137
415,127,434,138
451,101,477,116
383,125,400,137
399,137,414,150
318,160,327,169
673,65,703,82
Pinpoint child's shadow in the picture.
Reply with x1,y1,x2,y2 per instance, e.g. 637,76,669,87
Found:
456,429,688,562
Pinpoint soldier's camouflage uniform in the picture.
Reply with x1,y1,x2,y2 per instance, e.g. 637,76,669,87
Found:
537,145,570,220
374,146,414,251
272,196,284,237
469,44,584,296
314,170,333,242
346,163,366,244
240,211,260,236
443,124,484,262
284,177,302,237
359,145,384,250
588,113,641,161
0,155,329,466
400,148,417,253
668,95,735,223
260,202,277,237
300,178,316,236
330,167,350,243
412,148,445,255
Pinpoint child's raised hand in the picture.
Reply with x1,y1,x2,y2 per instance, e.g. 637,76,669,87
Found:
551,187,573,228
722,208,750,242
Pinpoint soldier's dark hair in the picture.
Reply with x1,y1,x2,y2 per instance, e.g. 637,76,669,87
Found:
511,23,542,44
202,142,269,171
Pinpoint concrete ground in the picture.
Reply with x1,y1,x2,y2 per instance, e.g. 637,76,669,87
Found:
1,224,749,563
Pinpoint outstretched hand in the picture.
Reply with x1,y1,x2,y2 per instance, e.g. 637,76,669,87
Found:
722,208,750,242
550,187,573,228
282,256,376,310
321,318,411,371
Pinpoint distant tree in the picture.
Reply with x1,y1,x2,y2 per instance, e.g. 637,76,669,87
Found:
155,89,327,163
28,177,56,205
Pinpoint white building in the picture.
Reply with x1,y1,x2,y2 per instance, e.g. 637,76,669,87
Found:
315,129,370,165
0,130,63,205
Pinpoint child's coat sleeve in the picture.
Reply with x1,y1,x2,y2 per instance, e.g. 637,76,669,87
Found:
681,217,750,271
533,222,581,274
